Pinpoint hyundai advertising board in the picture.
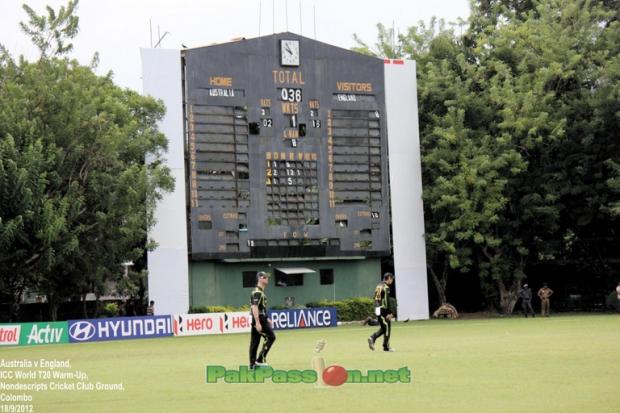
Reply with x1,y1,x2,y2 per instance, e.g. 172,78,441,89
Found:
67,316,173,343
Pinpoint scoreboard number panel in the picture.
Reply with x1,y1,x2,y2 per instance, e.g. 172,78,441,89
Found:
183,34,390,259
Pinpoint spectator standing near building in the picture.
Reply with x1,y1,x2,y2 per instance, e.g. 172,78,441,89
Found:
519,284,535,318
537,283,554,317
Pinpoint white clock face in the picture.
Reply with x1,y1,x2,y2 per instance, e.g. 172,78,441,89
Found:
280,40,300,66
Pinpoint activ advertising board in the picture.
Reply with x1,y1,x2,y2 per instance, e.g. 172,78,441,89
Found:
19,322,69,346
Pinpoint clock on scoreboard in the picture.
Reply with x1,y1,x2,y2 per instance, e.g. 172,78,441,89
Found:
183,33,391,259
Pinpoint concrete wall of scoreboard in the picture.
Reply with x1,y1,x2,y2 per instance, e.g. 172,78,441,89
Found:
384,59,430,321
141,48,190,316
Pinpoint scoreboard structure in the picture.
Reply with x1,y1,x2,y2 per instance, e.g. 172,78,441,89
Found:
141,33,429,320
183,35,390,260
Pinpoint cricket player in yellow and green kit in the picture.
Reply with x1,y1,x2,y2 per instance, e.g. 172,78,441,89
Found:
368,272,395,352
249,271,276,369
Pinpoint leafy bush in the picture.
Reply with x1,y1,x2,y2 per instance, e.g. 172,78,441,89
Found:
605,292,619,310
103,302,120,317
270,304,308,310
188,306,207,314
306,297,375,321
188,298,386,321
206,306,236,313
188,305,250,314
236,304,250,312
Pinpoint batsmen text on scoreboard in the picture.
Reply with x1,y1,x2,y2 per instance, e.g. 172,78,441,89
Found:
183,33,390,259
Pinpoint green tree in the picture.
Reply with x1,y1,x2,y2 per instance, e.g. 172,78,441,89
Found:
0,1,173,321
473,0,620,310
355,0,620,313
355,20,524,307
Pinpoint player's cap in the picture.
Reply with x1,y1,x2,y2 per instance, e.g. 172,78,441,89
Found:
383,272,394,280
256,271,270,280
523,283,528,287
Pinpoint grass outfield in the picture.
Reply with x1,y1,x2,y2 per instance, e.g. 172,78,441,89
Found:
2,314,618,412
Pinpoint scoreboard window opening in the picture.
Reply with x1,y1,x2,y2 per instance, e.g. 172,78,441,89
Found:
242,271,259,288
266,158,319,226
275,272,304,287
189,105,250,209
329,109,383,207
320,269,334,285
198,217,212,230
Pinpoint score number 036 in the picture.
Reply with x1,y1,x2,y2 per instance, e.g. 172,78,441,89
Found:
280,88,302,103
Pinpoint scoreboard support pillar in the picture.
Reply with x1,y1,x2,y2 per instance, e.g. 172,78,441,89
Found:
384,60,430,321
141,48,190,316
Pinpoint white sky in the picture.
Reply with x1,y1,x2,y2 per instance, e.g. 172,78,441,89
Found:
0,0,470,91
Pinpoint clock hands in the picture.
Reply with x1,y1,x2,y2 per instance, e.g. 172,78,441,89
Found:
282,41,298,65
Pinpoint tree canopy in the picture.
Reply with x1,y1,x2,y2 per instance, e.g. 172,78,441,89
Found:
0,0,173,320
355,0,620,313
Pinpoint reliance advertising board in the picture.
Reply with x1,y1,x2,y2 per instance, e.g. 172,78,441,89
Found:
67,316,173,343
172,307,337,336
268,307,337,330
2,307,337,345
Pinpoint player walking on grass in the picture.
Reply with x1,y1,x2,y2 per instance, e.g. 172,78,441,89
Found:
249,271,276,369
368,272,395,352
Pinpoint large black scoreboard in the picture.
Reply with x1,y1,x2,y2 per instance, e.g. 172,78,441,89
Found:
183,33,390,259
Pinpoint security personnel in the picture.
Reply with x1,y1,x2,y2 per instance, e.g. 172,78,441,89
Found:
537,283,554,317
518,284,535,318
249,271,276,368
368,272,395,352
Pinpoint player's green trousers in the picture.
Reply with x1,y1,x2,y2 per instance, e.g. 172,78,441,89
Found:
370,314,391,350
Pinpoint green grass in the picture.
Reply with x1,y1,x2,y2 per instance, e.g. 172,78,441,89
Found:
1,314,618,412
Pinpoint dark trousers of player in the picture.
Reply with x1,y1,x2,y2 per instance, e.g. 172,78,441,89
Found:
370,314,391,350
521,300,535,317
249,315,276,366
